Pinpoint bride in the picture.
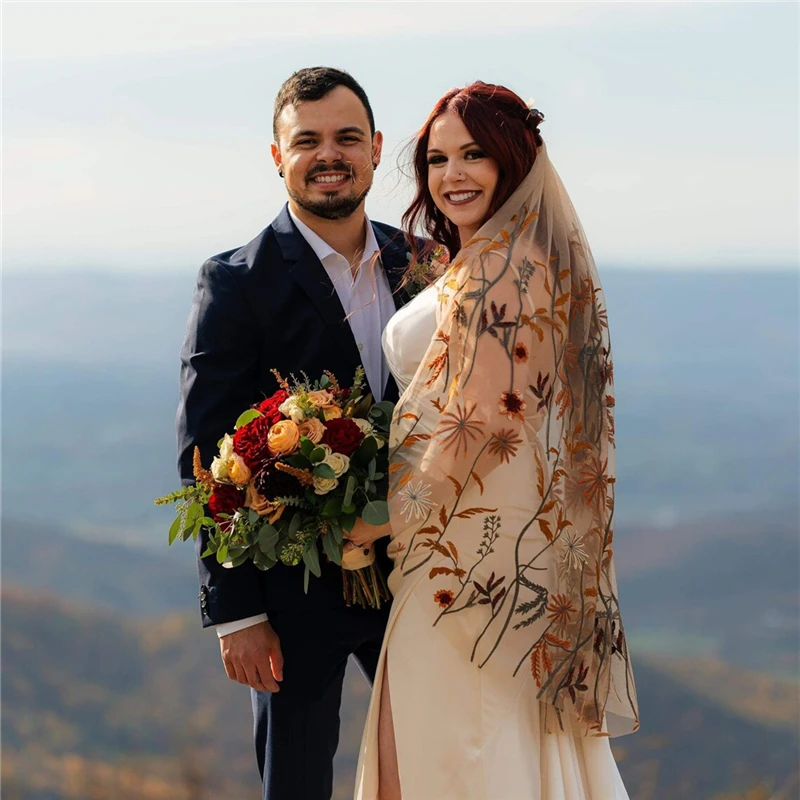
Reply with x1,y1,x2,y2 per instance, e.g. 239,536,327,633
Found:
346,81,639,800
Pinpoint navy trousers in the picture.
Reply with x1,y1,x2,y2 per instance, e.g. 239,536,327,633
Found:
251,603,390,800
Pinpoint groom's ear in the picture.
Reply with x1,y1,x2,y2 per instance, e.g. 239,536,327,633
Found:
271,142,283,176
371,131,384,170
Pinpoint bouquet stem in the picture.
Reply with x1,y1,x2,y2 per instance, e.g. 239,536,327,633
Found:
342,564,390,610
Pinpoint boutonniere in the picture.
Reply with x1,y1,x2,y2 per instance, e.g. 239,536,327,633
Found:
402,245,450,299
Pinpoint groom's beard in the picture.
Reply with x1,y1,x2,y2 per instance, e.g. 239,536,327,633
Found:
289,164,373,221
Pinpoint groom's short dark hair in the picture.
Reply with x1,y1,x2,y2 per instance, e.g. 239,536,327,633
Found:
273,67,376,140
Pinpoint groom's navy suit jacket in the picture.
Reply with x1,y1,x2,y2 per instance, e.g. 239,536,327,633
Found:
177,205,411,626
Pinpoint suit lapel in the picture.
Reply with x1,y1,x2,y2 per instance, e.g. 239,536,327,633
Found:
271,206,362,367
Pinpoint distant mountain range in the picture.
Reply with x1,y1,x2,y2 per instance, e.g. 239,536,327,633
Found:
3,269,798,543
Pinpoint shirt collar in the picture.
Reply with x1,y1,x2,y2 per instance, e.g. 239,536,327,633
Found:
288,206,380,267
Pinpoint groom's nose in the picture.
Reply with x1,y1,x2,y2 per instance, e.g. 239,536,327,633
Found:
315,138,344,163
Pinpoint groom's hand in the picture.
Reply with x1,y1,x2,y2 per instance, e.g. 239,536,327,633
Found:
219,621,284,692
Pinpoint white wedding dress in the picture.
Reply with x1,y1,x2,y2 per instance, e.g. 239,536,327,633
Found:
352,284,631,800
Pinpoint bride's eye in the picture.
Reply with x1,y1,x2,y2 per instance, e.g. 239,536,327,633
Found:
465,150,485,160
427,155,446,166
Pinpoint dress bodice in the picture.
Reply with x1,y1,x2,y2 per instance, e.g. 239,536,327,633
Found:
381,284,439,394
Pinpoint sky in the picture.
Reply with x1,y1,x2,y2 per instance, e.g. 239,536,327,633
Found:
3,0,798,272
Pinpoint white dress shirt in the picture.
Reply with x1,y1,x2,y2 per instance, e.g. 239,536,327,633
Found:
215,209,397,638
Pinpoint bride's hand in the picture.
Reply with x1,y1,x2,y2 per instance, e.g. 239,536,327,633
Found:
345,518,391,547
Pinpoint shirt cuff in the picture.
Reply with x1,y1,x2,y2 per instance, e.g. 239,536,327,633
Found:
215,613,268,639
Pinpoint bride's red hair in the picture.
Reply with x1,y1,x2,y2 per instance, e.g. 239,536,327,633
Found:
403,82,543,261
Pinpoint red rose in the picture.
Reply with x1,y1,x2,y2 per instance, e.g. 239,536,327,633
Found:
257,390,289,426
321,417,364,456
209,483,243,522
233,415,272,469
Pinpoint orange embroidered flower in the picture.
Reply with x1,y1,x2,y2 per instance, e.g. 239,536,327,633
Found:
488,429,523,464
434,589,455,609
499,390,526,421
546,593,577,626
437,401,486,457
575,456,610,510
513,342,529,363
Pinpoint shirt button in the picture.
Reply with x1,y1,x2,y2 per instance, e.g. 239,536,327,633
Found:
358,343,364,352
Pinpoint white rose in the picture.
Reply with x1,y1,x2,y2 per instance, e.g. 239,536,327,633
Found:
352,417,384,448
219,434,234,461
210,456,231,481
352,418,375,436
324,452,350,478
278,397,306,424
313,476,340,495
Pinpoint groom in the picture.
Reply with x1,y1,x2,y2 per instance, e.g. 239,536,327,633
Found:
176,67,411,798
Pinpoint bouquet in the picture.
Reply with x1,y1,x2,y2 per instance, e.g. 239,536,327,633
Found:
155,368,392,609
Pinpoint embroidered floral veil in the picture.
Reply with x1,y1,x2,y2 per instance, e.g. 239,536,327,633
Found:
387,144,639,736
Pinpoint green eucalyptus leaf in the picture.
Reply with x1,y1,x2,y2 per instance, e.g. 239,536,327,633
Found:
310,447,327,464
217,544,228,563
322,498,342,517
285,454,311,469
168,515,182,545
300,437,315,458
235,409,263,429
322,531,342,565
258,524,280,554
201,516,216,528
362,500,390,526
303,564,310,594
319,375,330,389
354,436,378,465
314,463,336,480
341,512,357,533
331,520,344,545
289,512,303,538
303,545,322,578
201,546,215,558
343,475,357,507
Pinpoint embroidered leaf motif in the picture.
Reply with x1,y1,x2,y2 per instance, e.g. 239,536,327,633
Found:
471,471,485,495
538,518,554,541
555,292,571,308
430,566,455,578
447,540,459,562
455,507,498,519
400,413,420,421
531,646,542,687
421,538,452,558
544,633,571,650
439,506,448,528
558,269,571,281
417,525,441,536
448,476,463,496
542,641,553,674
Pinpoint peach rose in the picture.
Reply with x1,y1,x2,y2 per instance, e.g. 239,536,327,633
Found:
298,417,325,444
268,420,301,455
323,406,343,421
228,453,252,486
307,390,335,408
